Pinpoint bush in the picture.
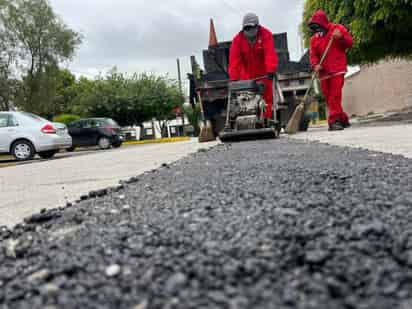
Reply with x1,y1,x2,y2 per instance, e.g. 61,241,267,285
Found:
53,114,80,125
183,104,201,137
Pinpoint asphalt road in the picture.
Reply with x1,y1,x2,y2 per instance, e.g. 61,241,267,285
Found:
1,138,411,308
0,147,127,168
0,140,217,228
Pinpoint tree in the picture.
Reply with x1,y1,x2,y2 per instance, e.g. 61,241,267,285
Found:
1,0,82,116
302,0,412,63
72,70,184,134
0,0,19,111
53,68,77,114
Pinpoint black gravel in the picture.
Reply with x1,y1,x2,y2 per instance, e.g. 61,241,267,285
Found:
1,139,412,309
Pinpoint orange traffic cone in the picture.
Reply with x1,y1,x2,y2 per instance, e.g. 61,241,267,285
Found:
209,19,218,47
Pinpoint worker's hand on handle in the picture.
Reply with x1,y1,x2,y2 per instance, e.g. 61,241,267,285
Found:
332,28,343,39
314,64,322,74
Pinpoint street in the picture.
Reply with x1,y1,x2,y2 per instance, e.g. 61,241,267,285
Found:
0,140,218,228
1,127,412,308
0,148,115,168
0,0,411,307
2,123,412,229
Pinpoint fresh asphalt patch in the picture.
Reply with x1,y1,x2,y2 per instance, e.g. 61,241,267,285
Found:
1,139,412,308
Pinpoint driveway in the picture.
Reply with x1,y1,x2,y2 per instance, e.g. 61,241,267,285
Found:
0,139,218,227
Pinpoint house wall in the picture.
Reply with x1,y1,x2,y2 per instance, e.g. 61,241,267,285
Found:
343,60,412,116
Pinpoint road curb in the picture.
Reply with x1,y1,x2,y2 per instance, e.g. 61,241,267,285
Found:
124,136,191,145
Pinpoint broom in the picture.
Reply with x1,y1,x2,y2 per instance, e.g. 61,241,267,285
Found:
285,36,334,134
197,91,216,143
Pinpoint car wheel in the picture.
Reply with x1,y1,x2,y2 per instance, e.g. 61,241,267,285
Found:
66,147,76,152
11,140,35,161
38,150,57,159
112,142,122,148
98,136,111,150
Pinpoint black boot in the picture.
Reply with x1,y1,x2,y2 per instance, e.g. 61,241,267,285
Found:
328,122,344,131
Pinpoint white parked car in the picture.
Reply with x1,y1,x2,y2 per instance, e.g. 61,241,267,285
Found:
0,112,72,161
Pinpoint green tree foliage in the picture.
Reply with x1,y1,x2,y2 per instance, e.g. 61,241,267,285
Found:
0,0,19,111
0,0,183,127
0,0,81,115
70,69,184,129
183,104,201,136
52,114,80,125
302,0,412,63
53,69,77,114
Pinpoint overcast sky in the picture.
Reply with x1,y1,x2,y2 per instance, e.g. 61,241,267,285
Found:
49,0,305,82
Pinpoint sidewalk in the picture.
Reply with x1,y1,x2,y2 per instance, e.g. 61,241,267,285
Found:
289,123,412,158
0,139,217,227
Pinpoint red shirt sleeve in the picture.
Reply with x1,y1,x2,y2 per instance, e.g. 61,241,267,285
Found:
336,24,353,49
229,34,242,81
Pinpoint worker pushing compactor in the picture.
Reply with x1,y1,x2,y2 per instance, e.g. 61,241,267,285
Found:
229,13,278,122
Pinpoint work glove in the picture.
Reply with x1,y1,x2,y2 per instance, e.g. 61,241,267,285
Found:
266,72,275,80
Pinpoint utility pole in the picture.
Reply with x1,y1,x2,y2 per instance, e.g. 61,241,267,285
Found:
177,58,185,136
177,58,183,94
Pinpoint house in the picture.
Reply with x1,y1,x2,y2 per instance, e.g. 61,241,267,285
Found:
122,115,192,141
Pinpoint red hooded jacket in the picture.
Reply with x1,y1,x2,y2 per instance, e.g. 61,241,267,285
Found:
229,26,278,81
309,10,353,77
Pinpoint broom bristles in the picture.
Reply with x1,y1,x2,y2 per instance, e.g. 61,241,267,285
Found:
198,121,216,143
285,102,305,135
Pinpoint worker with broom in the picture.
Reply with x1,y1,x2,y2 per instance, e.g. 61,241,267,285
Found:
309,10,353,131
229,13,278,123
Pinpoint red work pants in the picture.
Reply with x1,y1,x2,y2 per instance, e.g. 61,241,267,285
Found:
320,74,349,126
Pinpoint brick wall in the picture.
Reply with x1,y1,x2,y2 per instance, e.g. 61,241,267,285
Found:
343,60,412,117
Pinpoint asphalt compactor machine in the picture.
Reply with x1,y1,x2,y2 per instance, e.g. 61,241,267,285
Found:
219,79,281,142
189,30,312,143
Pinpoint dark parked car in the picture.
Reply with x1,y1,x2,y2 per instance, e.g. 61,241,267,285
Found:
67,118,124,151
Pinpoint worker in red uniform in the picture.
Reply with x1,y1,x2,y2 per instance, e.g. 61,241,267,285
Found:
229,13,278,120
309,10,353,131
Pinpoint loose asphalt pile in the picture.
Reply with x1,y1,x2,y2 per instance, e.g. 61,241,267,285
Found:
1,139,412,309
